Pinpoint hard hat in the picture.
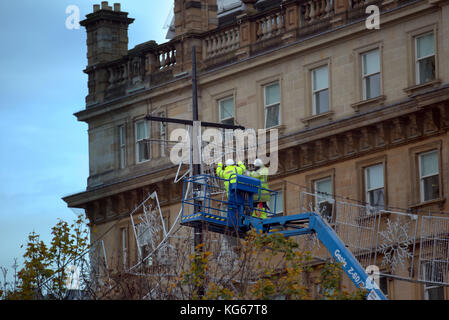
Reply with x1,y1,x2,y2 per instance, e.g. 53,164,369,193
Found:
254,159,263,167
225,159,235,166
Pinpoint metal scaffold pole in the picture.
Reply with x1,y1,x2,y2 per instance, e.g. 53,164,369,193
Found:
192,46,204,296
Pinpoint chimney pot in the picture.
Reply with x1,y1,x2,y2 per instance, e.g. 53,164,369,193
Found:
101,1,109,10
93,4,100,12
114,3,121,12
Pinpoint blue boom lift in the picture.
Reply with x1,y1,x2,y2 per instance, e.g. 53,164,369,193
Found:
181,174,387,300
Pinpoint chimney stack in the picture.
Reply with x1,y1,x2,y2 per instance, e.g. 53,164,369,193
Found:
80,2,134,67
174,0,218,37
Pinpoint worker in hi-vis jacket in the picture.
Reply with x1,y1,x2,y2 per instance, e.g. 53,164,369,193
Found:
248,159,271,219
216,159,246,197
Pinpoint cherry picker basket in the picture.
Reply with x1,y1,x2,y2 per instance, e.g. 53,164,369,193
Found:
181,174,279,235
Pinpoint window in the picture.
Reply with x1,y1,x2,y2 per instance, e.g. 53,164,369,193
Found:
219,96,235,126
379,272,390,298
419,150,440,202
269,190,283,216
312,66,329,115
136,223,152,266
135,120,150,163
121,227,127,268
158,112,167,157
119,125,126,169
423,262,445,300
362,49,381,100
264,82,281,128
365,164,385,209
314,177,333,222
415,32,435,85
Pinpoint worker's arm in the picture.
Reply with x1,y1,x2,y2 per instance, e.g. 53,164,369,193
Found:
249,169,261,179
237,161,246,174
216,162,224,178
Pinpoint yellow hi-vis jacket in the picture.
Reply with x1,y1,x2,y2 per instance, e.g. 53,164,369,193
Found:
253,202,268,219
249,166,271,203
216,161,246,194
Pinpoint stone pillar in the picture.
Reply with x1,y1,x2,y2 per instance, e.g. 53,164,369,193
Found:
174,0,218,36
334,0,349,14
173,1,218,72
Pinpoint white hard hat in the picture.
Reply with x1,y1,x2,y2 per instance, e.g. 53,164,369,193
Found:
225,159,235,166
254,159,263,167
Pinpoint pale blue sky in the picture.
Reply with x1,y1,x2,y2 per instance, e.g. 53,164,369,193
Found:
0,0,173,284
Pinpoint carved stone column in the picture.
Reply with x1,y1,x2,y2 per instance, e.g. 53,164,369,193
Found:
344,131,359,155
407,113,421,138
315,140,328,163
391,118,406,142
300,144,314,168
375,122,389,147
329,135,342,159
423,109,439,133
360,127,374,151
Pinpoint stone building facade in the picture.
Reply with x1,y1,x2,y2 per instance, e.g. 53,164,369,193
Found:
63,0,449,299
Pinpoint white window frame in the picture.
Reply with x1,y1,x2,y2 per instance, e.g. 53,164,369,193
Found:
158,112,167,157
423,262,445,300
415,32,435,85
418,150,439,203
119,125,126,169
312,65,329,116
314,177,334,222
263,82,281,129
269,189,284,216
314,177,333,203
361,49,381,100
135,120,150,164
121,227,127,268
378,272,390,299
365,163,385,209
136,223,153,266
218,96,235,125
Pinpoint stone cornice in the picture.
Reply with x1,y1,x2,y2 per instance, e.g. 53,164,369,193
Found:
74,0,433,124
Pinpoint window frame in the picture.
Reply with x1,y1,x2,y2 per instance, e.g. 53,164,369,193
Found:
423,262,445,300
314,176,333,204
356,155,388,211
135,119,150,164
306,169,336,220
361,49,381,101
218,96,235,125
313,176,335,223
408,141,443,207
415,31,436,85
263,81,281,129
311,65,330,116
364,163,385,209
266,181,286,217
121,227,128,269
418,150,440,203
119,124,126,169
405,24,439,92
269,189,284,216
158,111,167,157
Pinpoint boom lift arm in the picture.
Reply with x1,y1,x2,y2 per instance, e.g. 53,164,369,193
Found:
181,174,387,300
246,212,387,300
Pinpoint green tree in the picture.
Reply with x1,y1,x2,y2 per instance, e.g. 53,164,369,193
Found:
5,214,89,300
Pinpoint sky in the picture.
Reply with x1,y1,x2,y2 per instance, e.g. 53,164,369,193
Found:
0,0,173,286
